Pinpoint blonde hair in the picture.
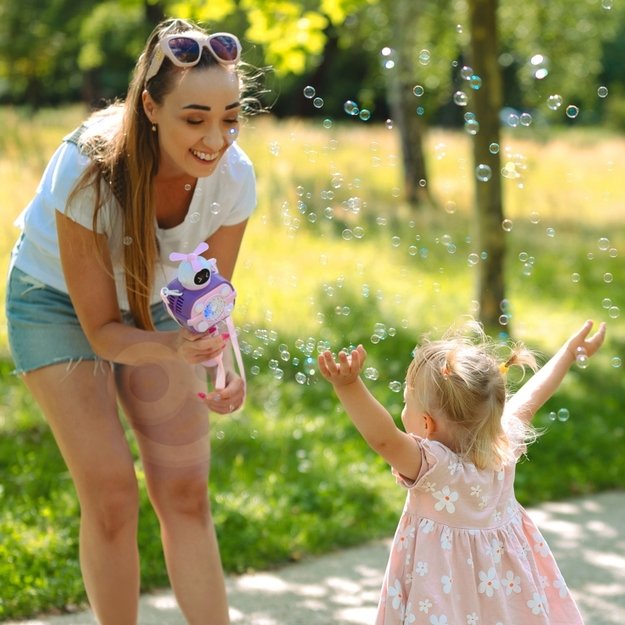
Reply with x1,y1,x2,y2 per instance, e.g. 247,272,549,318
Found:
406,321,538,470
67,18,262,329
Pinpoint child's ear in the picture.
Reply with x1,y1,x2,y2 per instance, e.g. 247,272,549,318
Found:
424,413,437,435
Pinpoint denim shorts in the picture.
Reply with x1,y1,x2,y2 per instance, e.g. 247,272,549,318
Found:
6,266,179,374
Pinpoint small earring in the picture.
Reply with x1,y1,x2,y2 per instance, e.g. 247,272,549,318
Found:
151,124,157,132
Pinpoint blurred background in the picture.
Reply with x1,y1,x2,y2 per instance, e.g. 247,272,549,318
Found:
0,0,623,619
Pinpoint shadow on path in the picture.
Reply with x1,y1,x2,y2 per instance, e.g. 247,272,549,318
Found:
7,491,625,625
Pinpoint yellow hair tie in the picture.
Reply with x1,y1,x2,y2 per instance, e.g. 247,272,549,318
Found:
499,362,509,375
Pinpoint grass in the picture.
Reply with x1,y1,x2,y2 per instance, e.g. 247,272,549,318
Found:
0,106,624,618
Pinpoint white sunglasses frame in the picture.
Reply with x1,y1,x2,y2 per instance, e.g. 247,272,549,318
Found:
145,32,242,85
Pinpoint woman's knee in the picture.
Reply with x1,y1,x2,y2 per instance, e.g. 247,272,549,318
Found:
149,471,211,523
79,471,139,539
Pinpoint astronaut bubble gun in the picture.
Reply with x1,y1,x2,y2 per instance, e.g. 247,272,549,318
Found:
160,242,245,392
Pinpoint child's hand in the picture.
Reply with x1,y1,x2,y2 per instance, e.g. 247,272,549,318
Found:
565,319,606,361
318,345,367,387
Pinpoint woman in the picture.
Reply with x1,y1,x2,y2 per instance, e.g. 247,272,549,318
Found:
5,18,259,625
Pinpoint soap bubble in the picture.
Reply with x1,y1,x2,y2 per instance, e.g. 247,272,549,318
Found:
453,91,468,106
418,49,431,65
364,367,379,381
460,65,473,80
413,85,425,97
611,357,622,368
388,380,403,393
565,105,579,119
597,86,609,98
469,75,482,90
303,85,316,99
464,119,480,135
547,94,563,110
344,100,359,116
476,164,492,182
557,408,570,422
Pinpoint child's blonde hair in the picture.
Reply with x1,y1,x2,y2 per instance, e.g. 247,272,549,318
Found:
406,321,538,470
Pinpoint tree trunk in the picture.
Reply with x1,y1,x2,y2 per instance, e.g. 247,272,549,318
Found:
467,0,506,336
386,0,431,207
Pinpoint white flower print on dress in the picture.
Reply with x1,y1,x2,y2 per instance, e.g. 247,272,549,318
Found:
477,567,500,597
496,468,505,481
421,519,435,533
415,561,429,576
419,598,433,613
466,613,479,625
430,614,449,625
553,575,569,598
441,574,453,594
388,578,405,610
527,592,547,615
470,485,482,498
478,496,488,509
492,510,502,523
433,486,459,513
503,570,521,595
423,480,437,493
532,531,550,557
448,460,462,475
540,575,549,589
395,525,415,552
440,527,453,550
486,538,504,563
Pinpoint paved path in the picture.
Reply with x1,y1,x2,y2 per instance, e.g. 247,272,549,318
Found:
6,491,625,625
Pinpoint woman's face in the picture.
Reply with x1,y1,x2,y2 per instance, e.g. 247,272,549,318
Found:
144,65,241,179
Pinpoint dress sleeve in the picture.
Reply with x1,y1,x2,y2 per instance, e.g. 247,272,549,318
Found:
392,436,442,489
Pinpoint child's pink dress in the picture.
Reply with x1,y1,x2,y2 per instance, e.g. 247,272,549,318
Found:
376,437,584,625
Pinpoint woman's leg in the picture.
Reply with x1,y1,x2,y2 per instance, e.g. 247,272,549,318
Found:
116,360,230,625
23,361,140,625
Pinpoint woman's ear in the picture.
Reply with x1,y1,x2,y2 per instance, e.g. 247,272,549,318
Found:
142,89,157,124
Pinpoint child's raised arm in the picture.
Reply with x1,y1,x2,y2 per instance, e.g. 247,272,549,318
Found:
318,346,422,481
504,320,606,424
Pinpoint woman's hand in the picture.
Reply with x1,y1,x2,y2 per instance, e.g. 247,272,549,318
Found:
198,371,245,414
176,327,227,365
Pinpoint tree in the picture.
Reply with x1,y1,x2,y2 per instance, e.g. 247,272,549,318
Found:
466,0,505,335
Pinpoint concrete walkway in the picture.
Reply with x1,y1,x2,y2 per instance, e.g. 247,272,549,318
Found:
6,491,625,625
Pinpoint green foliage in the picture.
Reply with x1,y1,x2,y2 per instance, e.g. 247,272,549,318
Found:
1,112,624,619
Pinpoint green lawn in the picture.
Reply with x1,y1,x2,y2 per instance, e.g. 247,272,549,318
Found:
0,107,623,619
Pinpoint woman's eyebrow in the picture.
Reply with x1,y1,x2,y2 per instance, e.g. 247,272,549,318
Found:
181,101,240,112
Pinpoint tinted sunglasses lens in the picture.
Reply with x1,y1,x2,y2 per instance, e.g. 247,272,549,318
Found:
168,37,201,63
209,35,239,62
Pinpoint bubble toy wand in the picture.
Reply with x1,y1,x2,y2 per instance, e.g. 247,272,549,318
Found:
160,242,245,392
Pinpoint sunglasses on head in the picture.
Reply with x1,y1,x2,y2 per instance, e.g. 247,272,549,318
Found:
145,32,241,85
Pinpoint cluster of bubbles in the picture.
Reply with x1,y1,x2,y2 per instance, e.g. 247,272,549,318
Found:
547,408,570,422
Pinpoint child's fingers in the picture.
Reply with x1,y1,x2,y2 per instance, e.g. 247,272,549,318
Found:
317,351,335,379
587,321,607,354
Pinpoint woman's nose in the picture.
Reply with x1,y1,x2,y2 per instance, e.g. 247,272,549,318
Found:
201,127,224,151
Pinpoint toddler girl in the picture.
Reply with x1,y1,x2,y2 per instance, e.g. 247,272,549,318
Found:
318,319,605,625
